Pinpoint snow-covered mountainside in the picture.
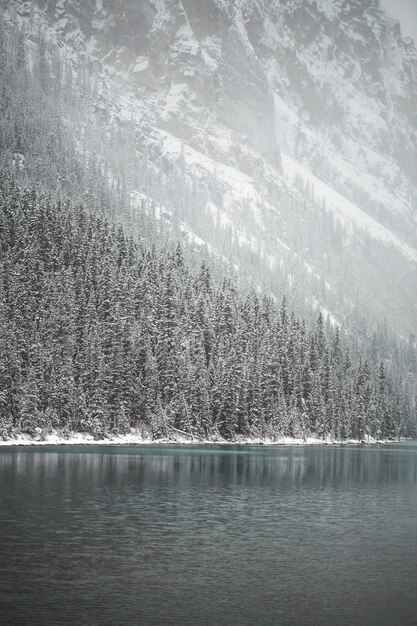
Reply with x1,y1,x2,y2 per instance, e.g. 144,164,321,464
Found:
3,0,417,335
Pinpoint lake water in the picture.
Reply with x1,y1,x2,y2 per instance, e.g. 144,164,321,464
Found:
0,443,416,626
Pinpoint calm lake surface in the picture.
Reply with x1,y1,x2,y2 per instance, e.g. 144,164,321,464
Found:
0,443,417,626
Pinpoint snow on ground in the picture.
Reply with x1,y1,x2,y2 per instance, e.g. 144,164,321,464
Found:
312,297,340,327
272,92,299,154
281,153,417,263
128,189,230,265
133,56,150,73
162,131,259,203
0,432,388,446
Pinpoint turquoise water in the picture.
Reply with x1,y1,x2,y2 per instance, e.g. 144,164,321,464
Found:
0,443,416,625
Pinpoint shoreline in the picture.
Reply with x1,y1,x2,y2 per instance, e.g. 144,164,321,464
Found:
0,431,394,447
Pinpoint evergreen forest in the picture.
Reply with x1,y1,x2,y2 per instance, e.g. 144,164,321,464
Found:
1,174,415,441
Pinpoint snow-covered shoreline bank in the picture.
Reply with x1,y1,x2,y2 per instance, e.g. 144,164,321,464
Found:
0,431,392,447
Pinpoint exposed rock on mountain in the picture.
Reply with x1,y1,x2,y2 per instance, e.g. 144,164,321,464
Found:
2,0,417,335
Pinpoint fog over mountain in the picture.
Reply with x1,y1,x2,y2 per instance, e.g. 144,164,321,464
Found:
2,0,416,339
380,0,417,44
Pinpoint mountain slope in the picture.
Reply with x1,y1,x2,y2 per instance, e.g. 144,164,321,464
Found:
2,0,417,336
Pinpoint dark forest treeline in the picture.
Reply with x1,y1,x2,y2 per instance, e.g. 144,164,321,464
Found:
1,174,415,440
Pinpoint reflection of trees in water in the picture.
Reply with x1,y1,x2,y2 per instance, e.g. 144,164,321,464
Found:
1,447,416,489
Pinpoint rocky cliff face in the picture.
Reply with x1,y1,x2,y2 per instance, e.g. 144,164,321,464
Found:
5,0,417,334
32,0,417,230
